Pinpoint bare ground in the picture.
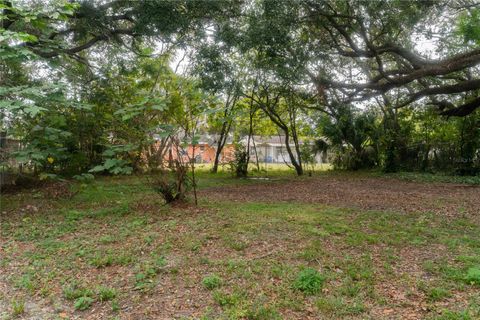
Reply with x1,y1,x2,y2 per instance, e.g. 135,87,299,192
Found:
200,175,480,217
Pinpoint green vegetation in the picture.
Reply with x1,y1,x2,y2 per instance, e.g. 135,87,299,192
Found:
10,299,25,316
1,171,479,318
98,287,117,302
202,275,223,290
74,296,94,311
1,1,480,318
292,268,326,295
1,1,480,189
466,268,480,286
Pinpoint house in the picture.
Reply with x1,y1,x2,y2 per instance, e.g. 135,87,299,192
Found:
152,134,236,164
186,135,236,164
241,135,327,164
151,133,328,166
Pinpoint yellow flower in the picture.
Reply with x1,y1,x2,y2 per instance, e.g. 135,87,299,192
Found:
47,156,54,164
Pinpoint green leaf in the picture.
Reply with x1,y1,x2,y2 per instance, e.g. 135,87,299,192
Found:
24,105,47,116
89,165,105,173
151,103,166,111
103,159,118,170
102,149,116,157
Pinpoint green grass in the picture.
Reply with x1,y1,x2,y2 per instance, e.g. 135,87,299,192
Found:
0,171,479,319
74,296,94,311
202,274,223,290
98,286,117,302
292,268,325,295
11,299,25,316
466,267,480,285
380,170,480,185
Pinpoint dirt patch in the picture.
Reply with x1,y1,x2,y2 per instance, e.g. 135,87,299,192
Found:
200,175,480,217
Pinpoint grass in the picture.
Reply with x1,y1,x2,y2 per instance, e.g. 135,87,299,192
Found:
379,170,480,185
10,299,25,316
0,169,479,319
202,274,223,290
292,268,325,295
466,267,480,285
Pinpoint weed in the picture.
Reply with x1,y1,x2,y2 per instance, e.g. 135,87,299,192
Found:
293,268,325,295
435,309,472,320
225,238,248,251
11,299,25,316
202,274,222,290
339,279,362,297
111,300,120,312
212,290,242,307
63,282,94,301
99,235,116,244
98,286,117,301
134,272,154,291
74,296,94,310
465,267,480,285
316,296,366,316
427,287,451,302
245,304,281,320
13,273,37,293
89,253,114,268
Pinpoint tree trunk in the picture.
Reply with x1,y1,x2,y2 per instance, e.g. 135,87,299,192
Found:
245,107,255,170
191,143,198,205
283,131,303,176
211,126,226,173
211,94,237,173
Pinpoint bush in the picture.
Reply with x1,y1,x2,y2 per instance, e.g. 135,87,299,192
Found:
202,274,222,290
292,268,325,295
150,161,190,203
228,144,248,178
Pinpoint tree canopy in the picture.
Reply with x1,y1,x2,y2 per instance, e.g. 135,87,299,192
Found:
1,0,479,181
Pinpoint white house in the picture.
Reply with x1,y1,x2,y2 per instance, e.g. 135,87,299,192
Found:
241,135,328,164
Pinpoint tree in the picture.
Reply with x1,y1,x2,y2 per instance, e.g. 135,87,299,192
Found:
247,82,305,176
300,1,480,117
195,44,243,173
321,104,380,170
2,0,241,61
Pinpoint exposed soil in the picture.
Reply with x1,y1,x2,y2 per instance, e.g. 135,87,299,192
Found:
201,175,480,217
2,174,479,320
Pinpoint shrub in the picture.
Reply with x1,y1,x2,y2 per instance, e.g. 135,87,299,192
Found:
150,163,190,203
72,173,95,183
202,274,222,290
293,268,325,295
228,144,248,178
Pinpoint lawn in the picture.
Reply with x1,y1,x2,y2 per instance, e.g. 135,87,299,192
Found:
1,170,480,319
